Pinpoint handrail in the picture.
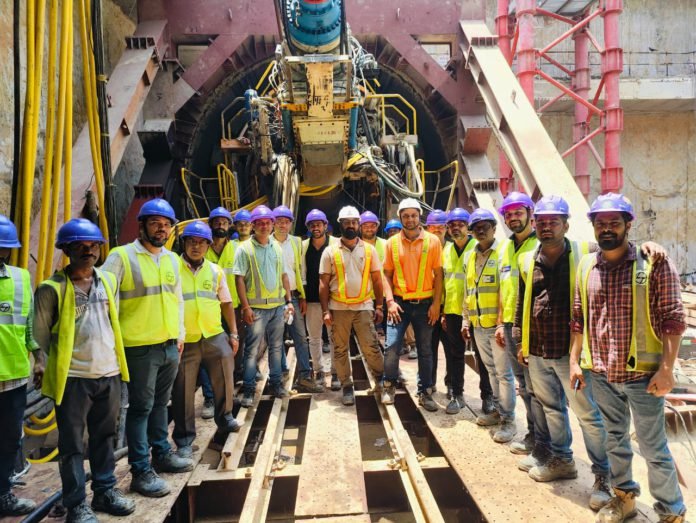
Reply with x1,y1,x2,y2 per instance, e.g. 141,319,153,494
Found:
365,94,417,138
419,160,459,210
216,163,240,210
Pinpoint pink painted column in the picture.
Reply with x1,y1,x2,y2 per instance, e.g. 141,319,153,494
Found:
496,0,513,194
601,0,623,192
572,25,591,196
516,0,536,103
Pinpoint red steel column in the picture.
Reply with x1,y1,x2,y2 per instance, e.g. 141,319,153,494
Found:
601,0,623,192
516,0,536,103
496,0,513,194
573,25,591,196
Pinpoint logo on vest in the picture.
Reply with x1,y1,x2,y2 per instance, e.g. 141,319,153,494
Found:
635,270,648,286
0,302,11,313
202,280,213,291
165,271,175,284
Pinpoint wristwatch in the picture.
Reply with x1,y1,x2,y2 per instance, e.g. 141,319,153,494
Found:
230,333,239,340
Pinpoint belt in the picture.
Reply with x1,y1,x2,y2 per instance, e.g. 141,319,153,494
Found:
397,297,432,305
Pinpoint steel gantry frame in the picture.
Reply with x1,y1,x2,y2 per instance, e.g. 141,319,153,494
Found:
496,0,624,196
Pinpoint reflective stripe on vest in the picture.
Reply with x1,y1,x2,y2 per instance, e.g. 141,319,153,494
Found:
442,240,475,315
498,235,539,324
0,265,31,380
331,244,373,304
239,241,285,308
465,243,501,328
390,234,433,299
519,240,589,357
205,241,239,307
578,246,662,372
110,243,180,346
181,258,225,343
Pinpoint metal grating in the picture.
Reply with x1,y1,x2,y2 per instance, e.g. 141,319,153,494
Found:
510,0,598,16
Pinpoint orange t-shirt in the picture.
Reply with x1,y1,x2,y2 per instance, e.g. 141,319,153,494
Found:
383,229,442,297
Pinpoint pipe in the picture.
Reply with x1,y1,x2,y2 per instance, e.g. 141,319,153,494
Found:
515,0,536,104
10,0,21,225
573,25,591,196
496,0,513,194
601,0,624,193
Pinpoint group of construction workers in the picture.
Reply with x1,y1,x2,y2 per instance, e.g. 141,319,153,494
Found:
0,188,687,523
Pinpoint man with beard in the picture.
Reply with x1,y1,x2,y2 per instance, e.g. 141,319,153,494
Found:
571,193,686,523
383,198,443,412
272,206,323,393
233,209,253,243
319,206,384,406
103,198,192,498
303,210,339,390
35,219,134,521
359,211,386,261
495,192,549,461
0,216,44,517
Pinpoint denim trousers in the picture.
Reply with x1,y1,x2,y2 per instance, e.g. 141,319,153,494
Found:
286,296,312,379
243,306,285,393
528,355,609,474
0,384,27,495
473,326,516,422
591,372,685,517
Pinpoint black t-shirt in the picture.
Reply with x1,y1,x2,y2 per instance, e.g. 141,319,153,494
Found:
304,235,331,303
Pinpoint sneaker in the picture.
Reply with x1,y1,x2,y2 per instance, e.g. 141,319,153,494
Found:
270,385,288,399
152,451,194,473
408,347,418,359
418,390,438,412
596,488,637,523
296,376,324,393
518,446,551,472
330,374,341,391
201,397,215,419
0,491,36,516
476,411,501,426
342,386,355,406
381,382,396,405
493,421,517,443
92,488,136,516
220,413,243,433
176,445,194,459
481,395,496,414
446,395,464,415
130,469,170,498
589,475,613,511
241,392,254,408
510,432,535,455
67,500,98,523
528,456,578,482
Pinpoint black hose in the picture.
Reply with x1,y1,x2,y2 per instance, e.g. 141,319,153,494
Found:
20,490,62,523
360,107,375,146
10,0,21,220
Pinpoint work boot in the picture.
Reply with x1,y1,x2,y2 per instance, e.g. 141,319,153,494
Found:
255,370,264,382
476,410,500,427
201,397,215,419
528,456,578,482
241,391,254,408
596,488,637,523
270,385,289,399
446,395,465,415
296,376,324,393
381,381,396,405
481,395,496,414
220,413,243,433
92,488,136,516
0,491,36,516
153,451,194,473
315,371,325,384
518,445,551,472
446,386,454,401
510,432,535,455
282,369,290,382
322,341,331,353
493,420,517,443
130,469,171,498
658,515,685,523
330,373,341,391
589,474,613,511
408,346,418,359
342,386,355,406
176,445,194,459
66,500,98,523
418,389,438,412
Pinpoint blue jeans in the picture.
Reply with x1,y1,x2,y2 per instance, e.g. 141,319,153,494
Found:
243,306,285,393
591,372,685,517
473,326,516,422
385,298,434,393
287,296,312,379
528,355,609,474
125,341,179,474
0,384,27,495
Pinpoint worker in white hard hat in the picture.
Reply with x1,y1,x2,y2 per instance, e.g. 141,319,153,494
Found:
382,198,444,412
319,206,385,406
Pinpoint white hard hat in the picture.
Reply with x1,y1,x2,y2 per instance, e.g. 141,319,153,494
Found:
337,206,361,221
397,198,422,214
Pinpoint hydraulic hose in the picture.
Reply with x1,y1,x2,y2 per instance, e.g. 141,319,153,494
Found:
365,145,424,199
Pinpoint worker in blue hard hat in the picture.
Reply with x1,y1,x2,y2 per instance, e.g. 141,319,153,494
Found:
425,209,447,246
34,219,135,520
233,209,252,243
384,219,402,238
102,198,193,498
0,215,43,517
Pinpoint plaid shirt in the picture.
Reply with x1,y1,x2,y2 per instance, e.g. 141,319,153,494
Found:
571,243,686,383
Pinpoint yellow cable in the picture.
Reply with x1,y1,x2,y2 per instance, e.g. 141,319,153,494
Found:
27,447,59,464
23,421,57,437
29,409,55,425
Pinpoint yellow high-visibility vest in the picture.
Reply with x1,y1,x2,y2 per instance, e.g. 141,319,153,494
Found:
205,240,239,308
108,243,180,347
498,234,538,323
238,240,285,309
390,234,433,300
577,245,662,372
0,265,32,380
465,241,501,328
286,235,306,299
518,240,589,357
442,239,475,315
374,237,386,263
39,269,129,405
331,244,374,305
180,257,225,343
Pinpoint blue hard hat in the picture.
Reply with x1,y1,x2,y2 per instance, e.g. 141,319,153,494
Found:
446,208,470,224
234,209,252,223
272,205,294,221
181,221,213,243
426,210,447,226
137,198,178,224
588,193,635,221
498,191,535,216
534,195,570,217
55,219,106,248
384,219,402,232
305,209,328,225
231,232,240,240
360,211,379,225
209,207,233,223
250,205,275,223
0,215,21,248
468,209,497,227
